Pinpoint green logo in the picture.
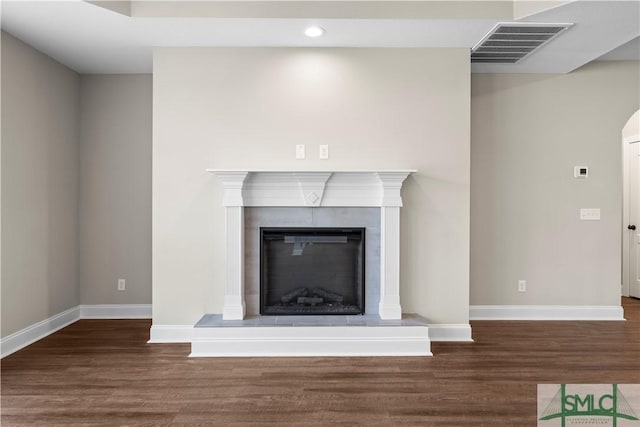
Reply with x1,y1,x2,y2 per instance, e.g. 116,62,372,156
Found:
539,384,639,426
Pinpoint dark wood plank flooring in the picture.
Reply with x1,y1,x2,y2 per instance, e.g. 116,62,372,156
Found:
2,298,639,426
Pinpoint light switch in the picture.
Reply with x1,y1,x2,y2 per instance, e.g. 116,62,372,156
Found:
296,144,305,160
580,208,600,220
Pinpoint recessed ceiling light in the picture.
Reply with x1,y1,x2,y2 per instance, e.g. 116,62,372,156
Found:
305,26,325,38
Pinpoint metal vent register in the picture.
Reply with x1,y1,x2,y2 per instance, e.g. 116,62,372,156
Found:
472,22,573,64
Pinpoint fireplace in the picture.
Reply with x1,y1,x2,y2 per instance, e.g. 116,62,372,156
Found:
260,227,365,315
190,169,433,357
209,169,416,322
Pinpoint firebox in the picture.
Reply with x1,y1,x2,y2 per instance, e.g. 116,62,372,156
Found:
260,227,365,315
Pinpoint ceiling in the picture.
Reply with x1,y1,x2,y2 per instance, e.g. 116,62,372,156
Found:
597,36,640,61
1,0,638,74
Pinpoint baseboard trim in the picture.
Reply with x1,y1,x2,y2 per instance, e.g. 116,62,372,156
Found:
10,304,621,358
1,306,80,358
80,304,152,319
148,325,193,343
470,305,625,321
1,304,153,358
427,324,473,342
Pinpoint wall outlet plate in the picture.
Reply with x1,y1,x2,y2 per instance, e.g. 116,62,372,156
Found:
117,279,126,291
319,145,329,160
518,280,526,292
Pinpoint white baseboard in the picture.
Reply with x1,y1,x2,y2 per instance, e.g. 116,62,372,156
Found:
1,306,80,358
470,305,625,321
80,304,152,319
148,325,193,343
1,304,152,358
427,324,473,342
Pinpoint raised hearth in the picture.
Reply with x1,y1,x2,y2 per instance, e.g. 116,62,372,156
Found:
192,314,431,357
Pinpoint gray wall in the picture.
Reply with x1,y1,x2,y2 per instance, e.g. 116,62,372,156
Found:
1,32,80,336
471,61,640,306
1,33,152,338
623,110,639,138
152,47,471,326
79,74,152,305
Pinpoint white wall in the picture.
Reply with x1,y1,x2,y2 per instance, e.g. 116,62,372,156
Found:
79,74,153,305
471,61,640,306
153,47,471,325
1,32,80,336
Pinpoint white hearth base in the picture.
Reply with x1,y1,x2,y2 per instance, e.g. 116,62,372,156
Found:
190,314,431,357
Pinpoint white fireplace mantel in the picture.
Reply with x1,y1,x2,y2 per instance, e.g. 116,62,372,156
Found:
208,169,416,321
207,169,416,208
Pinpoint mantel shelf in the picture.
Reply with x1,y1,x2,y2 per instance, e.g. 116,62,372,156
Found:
208,169,417,208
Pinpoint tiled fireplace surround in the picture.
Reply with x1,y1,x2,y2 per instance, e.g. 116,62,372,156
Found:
245,207,380,316
190,170,431,357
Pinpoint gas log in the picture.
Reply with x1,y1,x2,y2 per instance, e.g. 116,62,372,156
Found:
311,287,344,303
280,287,309,304
297,297,324,306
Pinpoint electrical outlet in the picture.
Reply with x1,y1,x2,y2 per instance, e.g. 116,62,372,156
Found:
295,144,305,160
518,280,526,293
319,145,329,160
574,166,589,179
117,279,126,291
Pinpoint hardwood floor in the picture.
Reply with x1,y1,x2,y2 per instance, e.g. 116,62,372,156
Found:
2,298,639,426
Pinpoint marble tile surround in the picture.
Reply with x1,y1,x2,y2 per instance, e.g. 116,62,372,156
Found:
244,207,381,315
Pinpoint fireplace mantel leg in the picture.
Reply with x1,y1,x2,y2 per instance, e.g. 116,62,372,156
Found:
379,206,402,319
222,206,245,320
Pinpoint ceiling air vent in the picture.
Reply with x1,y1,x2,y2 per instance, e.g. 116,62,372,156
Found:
472,22,573,63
